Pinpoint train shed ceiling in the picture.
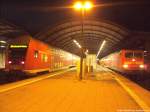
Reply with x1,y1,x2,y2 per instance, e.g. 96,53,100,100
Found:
36,19,130,57
1,19,149,58
1,0,150,58
0,19,27,41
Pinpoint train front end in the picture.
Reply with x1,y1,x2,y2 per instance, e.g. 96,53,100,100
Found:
122,50,146,71
6,44,28,71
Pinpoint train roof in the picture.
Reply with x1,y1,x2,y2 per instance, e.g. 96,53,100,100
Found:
8,35,79,57
9,35,32,45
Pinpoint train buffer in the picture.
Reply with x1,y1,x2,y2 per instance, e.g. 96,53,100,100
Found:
0,67,150,112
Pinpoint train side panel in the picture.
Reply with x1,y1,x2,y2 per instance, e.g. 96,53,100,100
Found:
104,51,122,71
100,50,145,73
122,50,145,70
24,38,51,72
6,36,79,74
24,38,77,73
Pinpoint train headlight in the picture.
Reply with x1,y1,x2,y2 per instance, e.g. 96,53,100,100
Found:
8,61,12,64
123,64,128,68
132,58,136,62
139,64,144,69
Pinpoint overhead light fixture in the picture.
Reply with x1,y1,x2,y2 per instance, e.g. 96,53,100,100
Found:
0,40,6,44
73,39,77,43
0,46,6,48
96,40,106,58
73,39,82,48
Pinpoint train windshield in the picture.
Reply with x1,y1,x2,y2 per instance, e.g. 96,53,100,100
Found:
125,52,133,58
9,48,27,59
125,52,143,58
134,52,143,58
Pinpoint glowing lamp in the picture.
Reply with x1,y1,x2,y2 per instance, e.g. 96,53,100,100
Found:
0,40,6,44
73,39,82,48
73,1,93,10
74,1,82,10
84,1,93,10
0,46,6,48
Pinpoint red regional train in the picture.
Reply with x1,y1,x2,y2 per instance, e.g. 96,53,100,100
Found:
5,36,79,74
100,50,146,72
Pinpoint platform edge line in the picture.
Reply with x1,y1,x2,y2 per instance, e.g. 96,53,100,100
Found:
115,77,150,111
0,69,73,93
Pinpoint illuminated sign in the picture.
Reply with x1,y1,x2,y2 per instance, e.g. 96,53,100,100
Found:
10,45,28,48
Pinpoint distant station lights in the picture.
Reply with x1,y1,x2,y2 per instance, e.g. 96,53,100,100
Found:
0,40,6,44
0,45,6,48
85,49,88,55
73,39,82,48
96,40,106,58
0,40,7,48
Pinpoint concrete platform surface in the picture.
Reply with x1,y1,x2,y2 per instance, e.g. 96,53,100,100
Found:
0,69,145,112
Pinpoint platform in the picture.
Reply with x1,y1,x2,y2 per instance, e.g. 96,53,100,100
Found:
0,67,150,112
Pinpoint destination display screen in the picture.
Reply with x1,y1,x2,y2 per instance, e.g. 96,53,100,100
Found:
10,45,28,48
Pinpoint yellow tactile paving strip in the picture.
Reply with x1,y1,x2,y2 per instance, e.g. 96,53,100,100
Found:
0,71,142,112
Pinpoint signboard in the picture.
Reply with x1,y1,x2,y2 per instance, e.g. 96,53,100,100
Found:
10,45,28,48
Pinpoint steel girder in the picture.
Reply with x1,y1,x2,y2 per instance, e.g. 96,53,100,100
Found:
36,20,129,56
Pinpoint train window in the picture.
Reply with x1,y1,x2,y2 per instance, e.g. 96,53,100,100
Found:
134,52,143,58
34,50,39,58
42,54,48,62
125,52,133,58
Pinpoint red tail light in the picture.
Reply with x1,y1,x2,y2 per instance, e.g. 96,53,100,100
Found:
8,61,12,64
21,61,25,64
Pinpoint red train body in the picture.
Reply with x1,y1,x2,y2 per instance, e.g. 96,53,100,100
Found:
5,36,79,73
100,50,146,72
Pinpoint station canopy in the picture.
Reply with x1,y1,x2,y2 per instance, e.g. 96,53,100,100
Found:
36,19,130,58
0,19,132,58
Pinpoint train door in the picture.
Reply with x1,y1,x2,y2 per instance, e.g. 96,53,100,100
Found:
0,49,5,69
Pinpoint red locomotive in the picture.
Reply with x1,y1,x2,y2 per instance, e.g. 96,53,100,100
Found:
100,50,146,72
5,36,79,74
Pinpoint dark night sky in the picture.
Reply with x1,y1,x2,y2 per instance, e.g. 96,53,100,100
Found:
1,0,150,35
